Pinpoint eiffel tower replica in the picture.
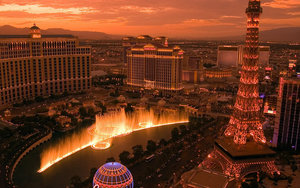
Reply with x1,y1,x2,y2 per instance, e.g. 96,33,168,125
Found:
200,0,279,179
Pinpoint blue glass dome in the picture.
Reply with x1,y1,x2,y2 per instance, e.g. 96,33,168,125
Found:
93,162,134,188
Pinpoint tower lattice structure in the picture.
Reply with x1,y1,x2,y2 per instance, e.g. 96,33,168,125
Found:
198,0,279,180
224,0,266,145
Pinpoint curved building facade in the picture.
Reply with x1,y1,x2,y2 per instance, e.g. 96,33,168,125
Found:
0,24,91,109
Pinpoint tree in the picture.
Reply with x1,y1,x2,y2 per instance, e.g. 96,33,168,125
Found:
35,96,44,102
179,125,188,136
119,151,131,165
79,107,87,117
95,101,107,114
288,176,293,187
70,175,81,188
89,168,97,180
61,110,69,116
106,157,116,163
146,140,157,153
132,145,144,160
71,117,78,126
171,127,179,141
0,127,13,138
241,182,250,188
191,133,197,142
87,107,95,117
291,164,298,175
203,63,214,68
273,172,279,185
159,139,168,147
258,171,267,183
249,180,258,188
125,103,134,114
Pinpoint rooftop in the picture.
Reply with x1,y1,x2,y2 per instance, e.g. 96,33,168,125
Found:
0,34,75,39
215,137,276,160
30,25,40,30
181,167,236,188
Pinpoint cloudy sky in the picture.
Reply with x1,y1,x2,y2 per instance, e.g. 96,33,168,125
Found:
0,0,299,38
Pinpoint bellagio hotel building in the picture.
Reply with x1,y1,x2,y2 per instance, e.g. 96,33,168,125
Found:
0,24,91,108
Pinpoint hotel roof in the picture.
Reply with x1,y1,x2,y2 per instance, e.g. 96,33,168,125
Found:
215,137,276,160
0,34,76,39
181,167,236,188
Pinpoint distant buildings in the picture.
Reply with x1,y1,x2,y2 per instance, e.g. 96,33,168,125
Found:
217,45,270,68
126,38,183,91
182,70,203,83
263,95,277,115
272,77,300,151
0,24,91,108
182,56,205,83
205,68,232,79
183,68,232,83
217,45,241,68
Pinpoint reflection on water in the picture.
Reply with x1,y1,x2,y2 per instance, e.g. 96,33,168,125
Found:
38,109,188,173
14,122,186,188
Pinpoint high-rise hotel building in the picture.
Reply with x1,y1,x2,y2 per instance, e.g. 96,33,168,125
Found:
122,35,168,64
272,77,300,151
127,42,183,91
217,45,270,68
0,24,91,108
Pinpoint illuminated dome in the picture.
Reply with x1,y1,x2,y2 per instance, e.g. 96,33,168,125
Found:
93,162,134,188
30,23,41,38
30,24,40,30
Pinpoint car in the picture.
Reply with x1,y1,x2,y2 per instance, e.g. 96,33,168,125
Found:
145,154,155,162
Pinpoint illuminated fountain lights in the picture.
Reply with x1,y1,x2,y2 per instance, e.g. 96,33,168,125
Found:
38,109,188,173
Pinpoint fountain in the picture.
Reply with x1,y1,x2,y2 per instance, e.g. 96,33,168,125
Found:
38,109,188,173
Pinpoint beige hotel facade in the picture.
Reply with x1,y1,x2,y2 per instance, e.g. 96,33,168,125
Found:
0,25,91,109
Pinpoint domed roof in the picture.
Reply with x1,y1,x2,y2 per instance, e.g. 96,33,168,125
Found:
93,162,134,188
158,99,166,106
30,24,40,30
117,95,126,102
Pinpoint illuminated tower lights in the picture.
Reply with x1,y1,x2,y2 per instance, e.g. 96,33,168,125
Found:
224,0,266,145
191,0,279,182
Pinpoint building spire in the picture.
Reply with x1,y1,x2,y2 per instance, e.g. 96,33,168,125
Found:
224,0,265,145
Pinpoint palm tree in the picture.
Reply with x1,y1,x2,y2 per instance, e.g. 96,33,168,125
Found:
89,167,97,180
159,139,168,147
171,127,179,141
179,125,188,136
287,176,293,187
132,145,144,160
106,157,116,163
273,172,279,186
146,140,157,153
70,175,81,188
291,164,298,176
119,151,131,165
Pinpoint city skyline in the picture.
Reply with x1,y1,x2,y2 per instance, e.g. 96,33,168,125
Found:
1,0,299,187
0,0,299,38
